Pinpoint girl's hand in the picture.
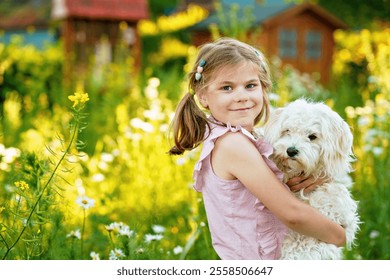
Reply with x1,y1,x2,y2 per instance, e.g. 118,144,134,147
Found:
286,176,328,194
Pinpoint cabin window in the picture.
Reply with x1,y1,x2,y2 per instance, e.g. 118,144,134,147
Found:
306,31,322,59
278,29,297,58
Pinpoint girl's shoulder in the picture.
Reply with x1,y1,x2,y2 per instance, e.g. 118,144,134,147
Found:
203,120,275,164
214,129,256,155
196,119,259,166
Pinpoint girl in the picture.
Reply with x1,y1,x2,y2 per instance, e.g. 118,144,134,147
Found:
169,38,345,259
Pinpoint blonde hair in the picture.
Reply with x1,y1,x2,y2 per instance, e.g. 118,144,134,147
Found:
168,37,272,155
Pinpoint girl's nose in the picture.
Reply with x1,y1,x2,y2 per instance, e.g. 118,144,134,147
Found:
233,88,248,102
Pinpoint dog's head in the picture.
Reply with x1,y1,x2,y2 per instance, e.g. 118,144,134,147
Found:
264,99,354,181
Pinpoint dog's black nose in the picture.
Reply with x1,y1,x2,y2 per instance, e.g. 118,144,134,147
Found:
287,147,299,157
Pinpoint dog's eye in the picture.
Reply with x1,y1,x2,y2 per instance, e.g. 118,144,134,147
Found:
308,134,317,141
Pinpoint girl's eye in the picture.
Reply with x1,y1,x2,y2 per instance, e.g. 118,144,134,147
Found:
308,134,317,141
222,85,232,91
246,83,257,89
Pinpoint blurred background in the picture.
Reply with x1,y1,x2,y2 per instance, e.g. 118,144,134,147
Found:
0,0,389,260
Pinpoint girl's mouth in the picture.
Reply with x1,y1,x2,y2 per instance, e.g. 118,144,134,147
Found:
230,106,252,111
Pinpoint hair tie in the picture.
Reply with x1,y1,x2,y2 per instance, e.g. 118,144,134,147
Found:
195,59,206,81
253,48,267,73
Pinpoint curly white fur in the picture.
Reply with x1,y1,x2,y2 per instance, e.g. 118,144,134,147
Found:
263,99,360,260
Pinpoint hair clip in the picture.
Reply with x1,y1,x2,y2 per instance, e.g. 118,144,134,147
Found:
195,59,207,81
253,48,267,73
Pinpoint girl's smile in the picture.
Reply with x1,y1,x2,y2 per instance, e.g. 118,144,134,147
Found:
198,61,264,131
230,106,255,112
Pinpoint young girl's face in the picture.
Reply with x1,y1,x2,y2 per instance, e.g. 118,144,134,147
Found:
198,61,264,131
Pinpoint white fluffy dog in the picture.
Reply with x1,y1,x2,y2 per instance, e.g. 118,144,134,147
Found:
263,99,360,260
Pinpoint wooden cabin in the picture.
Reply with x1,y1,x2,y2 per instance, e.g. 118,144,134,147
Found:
51,0,149,72
0,2,54,49
189,0,347,84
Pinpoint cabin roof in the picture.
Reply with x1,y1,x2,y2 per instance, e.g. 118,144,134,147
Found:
192,2,347,30
51,0,149,21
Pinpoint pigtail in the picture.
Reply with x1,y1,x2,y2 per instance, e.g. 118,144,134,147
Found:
168,93,209,155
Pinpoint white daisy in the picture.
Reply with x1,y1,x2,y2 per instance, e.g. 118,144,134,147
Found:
109,248,125,260
91,173,105,182
76,195,95,210
152,225,165,234
173,246,183,255
118,225,134,238
66,229,81,239
90,251,100,260
369,230,380,239
144,233,163,243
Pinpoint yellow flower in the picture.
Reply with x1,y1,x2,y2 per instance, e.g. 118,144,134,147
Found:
68,91,90,108
15,181,29,191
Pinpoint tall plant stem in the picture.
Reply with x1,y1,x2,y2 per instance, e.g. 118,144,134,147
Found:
2,111,80,260
80,209,86,259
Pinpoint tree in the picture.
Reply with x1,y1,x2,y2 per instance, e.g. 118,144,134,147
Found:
315,0,390,28
147,0,179,19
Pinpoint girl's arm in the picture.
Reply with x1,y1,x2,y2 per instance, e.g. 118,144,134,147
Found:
212,132,346,247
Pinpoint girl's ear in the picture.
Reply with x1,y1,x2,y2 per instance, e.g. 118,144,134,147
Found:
197,91,208,109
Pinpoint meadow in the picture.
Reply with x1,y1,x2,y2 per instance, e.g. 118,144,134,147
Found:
0,27,389,260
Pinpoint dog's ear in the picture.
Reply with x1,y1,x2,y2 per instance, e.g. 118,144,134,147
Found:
321,108,354,177
264,108,284,144
338,120,354,158
337,119,355,171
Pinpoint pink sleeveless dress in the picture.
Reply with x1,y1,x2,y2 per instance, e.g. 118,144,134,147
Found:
193,120,288,260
